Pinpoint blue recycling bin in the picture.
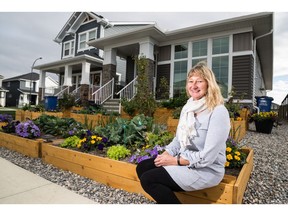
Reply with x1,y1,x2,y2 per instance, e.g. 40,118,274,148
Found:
44,96,58,111
255,96,273,112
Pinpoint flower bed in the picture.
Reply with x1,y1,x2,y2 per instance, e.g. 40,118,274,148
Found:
167,117,247,141
41,142,253,204
0,131,43,158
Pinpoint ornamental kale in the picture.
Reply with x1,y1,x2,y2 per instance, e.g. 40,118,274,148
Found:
15,120,41,139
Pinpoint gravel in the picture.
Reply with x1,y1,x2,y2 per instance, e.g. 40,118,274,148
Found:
0,121,287,204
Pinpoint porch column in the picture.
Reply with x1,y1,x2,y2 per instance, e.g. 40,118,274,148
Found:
38,70,46,103
103,48,117,84
80,62,91,106
139,39,155,92
63,65,72,86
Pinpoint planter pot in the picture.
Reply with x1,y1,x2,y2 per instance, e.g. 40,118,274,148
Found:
41,142,253,204
254,120,274,134
0,131,42,158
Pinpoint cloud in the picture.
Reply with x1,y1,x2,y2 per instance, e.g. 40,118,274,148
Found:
267,78,288,105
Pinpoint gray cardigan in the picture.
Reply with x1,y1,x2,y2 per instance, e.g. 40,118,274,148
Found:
164,104,230,191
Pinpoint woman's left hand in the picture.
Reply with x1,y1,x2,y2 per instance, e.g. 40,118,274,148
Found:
154,154,177,167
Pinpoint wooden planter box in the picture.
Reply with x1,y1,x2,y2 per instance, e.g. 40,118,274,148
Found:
230,119,247,141
0,131,42,158
41,142,253,204
70,113,113,128
167,117,179,135
153,108,174,125
15,110,25,121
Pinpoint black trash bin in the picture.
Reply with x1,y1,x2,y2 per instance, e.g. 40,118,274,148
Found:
44,96,58,111
255,96,273,112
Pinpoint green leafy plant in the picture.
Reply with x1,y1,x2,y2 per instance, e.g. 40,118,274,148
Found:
60,135,81,148
58,93,76,110
106,145,131,160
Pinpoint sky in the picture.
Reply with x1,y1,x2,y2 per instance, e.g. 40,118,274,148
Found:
0,1,288,105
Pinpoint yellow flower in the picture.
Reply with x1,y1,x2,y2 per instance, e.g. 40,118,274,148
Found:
91,140,95,145
226,147,232,152
234,155,241,161
225,161,230,167
236,117,242,121
77,143,81,148
96,137,102,141
235,151,241,156
226,154,233,160
91,135,97,139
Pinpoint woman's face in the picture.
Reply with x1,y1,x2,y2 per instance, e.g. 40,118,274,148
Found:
186,75,208,100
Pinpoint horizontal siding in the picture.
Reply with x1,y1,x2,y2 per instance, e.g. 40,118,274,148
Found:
232,55,254,99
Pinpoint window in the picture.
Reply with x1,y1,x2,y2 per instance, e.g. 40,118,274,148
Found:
63,41,75,57
192,40,207,67
78,29,97,51
174,44,188,59
212,37,229,97
173,61,187,97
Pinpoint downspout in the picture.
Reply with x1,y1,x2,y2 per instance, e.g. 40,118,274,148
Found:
253,29,273,113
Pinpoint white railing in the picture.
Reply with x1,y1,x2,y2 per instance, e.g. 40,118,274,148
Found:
116,76,138,101
71,86,81,102
54,86,69,98
92,78,114,105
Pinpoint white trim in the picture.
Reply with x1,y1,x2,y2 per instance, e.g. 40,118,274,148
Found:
77,28,98,52
62,39,75,58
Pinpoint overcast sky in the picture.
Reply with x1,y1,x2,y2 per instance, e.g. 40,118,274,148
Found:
0,2,287,105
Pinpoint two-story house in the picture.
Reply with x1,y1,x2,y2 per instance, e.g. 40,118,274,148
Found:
34,12,273,112
0,75,9,107
2,72,58,107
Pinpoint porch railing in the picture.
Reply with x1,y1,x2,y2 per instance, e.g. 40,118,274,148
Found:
71,86,81,102
54,86,70,98
92,78,114,105
116,76,138,101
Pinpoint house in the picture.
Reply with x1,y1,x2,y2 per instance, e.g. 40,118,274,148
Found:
278,94,288,120
0,75,9,107
2,73,58,107
34,12,273,112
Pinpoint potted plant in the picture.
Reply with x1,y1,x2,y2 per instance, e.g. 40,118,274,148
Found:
250,111,278,134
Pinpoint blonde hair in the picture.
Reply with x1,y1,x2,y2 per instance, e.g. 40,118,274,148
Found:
186,61,224,110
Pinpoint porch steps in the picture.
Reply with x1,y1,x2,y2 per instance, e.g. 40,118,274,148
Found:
102,98,120,114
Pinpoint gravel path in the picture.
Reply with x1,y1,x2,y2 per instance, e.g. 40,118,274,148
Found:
0,121,287,204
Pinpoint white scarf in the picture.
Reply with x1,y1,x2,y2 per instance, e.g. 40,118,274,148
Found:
176,97,207,148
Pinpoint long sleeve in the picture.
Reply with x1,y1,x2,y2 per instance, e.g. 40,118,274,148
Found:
180,105,230,168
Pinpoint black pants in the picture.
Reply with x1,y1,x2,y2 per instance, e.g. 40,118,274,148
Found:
136,158,184,204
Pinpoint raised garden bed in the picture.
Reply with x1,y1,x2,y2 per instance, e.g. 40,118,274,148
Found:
0,131,43,158
41,142,253,204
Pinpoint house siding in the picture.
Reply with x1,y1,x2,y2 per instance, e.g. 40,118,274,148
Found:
3,81,20,107
233,32,253,52
232,55,254,99
158,45,171,61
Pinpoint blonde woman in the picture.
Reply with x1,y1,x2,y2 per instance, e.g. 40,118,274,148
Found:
136,62,231,204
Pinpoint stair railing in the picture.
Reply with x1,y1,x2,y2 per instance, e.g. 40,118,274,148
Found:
71,86,81,102
54,86,69,98
92,78,114,105
116,76,138,101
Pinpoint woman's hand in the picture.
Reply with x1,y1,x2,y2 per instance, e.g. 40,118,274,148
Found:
154,153,177,167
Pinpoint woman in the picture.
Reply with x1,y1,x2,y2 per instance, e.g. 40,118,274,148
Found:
136,62,231,204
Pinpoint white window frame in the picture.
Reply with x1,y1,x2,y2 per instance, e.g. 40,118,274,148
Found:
63,40,75,58
77,28,97,52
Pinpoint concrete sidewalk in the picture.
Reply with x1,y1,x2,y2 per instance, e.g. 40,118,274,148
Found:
0,157,96,204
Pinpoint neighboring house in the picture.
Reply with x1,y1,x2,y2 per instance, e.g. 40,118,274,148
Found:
0,75,9,107
2,73,58,107
278,94,288,120
34,12,273,111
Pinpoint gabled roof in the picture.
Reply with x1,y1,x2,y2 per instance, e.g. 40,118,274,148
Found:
3,72,39,82
54,12,110,43
89,12,273,90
